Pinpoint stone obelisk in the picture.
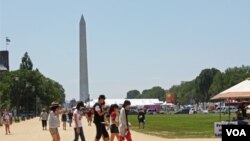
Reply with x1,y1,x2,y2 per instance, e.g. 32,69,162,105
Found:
79,15,89,102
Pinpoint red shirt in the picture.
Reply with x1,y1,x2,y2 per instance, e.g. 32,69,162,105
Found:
110,111,116,121
87,110,92,117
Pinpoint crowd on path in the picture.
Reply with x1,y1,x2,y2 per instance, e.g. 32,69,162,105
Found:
38,95,145,141
1,94,148,141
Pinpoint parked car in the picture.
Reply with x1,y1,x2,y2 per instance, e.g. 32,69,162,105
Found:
20,111,36,119
159,110,167,114
216,106,238,114
28,111,36,118
202,110,209,114
146,109,157,115
174,108,190,114
189,108,197,114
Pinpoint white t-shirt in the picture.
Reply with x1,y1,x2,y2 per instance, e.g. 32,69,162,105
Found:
73,109,82,128
95,105,101,112
40,112,48,120
48,111,60,128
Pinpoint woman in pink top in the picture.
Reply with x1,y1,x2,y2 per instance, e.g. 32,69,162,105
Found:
3,109,11,135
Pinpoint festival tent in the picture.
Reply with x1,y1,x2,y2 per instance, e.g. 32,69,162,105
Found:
211,78,250,100
161,102,175,106
86,99,163,107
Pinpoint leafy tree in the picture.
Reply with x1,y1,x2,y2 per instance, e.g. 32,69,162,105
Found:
20,52,33,70
209,72,224,97
0,72,11,109
0,52,65,115
169,80,196,105
195,68,220,103
125,66,250,106
137,86,166,101
127,90,140,99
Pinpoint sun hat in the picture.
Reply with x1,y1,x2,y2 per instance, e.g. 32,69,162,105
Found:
50,102,61,109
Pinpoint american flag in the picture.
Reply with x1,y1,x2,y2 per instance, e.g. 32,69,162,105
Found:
6,37,11,42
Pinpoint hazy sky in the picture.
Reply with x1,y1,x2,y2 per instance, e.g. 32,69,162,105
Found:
1,0,250,100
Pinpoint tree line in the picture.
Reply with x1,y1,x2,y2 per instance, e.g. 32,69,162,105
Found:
127,66,250,105
127,87,166,101
0,52,65,115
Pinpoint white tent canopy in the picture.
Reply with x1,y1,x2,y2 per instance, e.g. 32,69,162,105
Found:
161,102,175,106
86,99,163,107
211,78,250,100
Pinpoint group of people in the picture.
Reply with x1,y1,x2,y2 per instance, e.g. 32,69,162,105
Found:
41,101,85,141
39,107,74,131
44,95,133,141
93,95,132,141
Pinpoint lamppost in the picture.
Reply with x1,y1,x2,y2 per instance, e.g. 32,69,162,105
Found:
31,86,36,116
14,77,19,117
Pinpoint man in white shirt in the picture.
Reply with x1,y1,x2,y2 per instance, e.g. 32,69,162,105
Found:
40,109,48,130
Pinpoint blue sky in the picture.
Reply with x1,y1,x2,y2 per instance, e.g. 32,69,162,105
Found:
1,0,250,100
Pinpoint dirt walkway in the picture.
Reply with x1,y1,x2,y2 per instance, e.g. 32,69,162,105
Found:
1,117,220,141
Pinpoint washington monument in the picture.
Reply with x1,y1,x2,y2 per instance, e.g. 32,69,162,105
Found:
79,15,89,102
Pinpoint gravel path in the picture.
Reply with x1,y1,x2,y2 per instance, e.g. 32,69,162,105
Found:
1,117,220,141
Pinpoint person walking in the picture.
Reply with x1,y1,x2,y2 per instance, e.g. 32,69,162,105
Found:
119,100,132,141
137,109,145,129
93,95,110,141
48,102,61,141
86,108,93,126
109,104,120,141
40,108,48,130
61,110,67,130
3,109,11,135
68,109,73,127
73,101,86,141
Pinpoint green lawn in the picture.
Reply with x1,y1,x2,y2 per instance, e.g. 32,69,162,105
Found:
128,114,234,138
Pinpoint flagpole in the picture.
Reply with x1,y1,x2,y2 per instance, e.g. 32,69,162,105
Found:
5,37,10,51
6,40,7,50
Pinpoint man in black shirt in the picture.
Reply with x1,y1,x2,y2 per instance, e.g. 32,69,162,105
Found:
93,95,109,141
68,110,73,127
138,109,145,129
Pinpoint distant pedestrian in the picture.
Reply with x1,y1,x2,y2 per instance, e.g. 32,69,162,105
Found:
137,109,145,129
240,103,248,119
40,108,48,130
68,110,73,127
93,95,110,141
61,110,67,130
109,104,120,141
3,109,12,135
119,100,132,141
87,108,93,126
73,101,86,141
48,102,61,141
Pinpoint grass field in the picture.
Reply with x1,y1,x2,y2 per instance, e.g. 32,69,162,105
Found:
129,114,234,138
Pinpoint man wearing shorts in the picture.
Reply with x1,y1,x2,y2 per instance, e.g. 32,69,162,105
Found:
93,95,109,141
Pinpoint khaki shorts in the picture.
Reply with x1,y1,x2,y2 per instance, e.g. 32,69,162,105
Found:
49,128,59,136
